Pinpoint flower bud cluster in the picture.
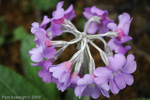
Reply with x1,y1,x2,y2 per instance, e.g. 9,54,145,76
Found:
29,1,136,99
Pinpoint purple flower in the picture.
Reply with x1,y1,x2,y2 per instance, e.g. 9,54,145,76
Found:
52,77,69,92
38,60,53,83
68,72,80,89
49,61,74,92
49,1,75,36
29,27,56,63
107,13,133,54
75,74,110,99
94,54,137,94
31,16,51,34
28,1,136,98
29,45,56,62
33,28,47,45
49,61,73,85
94,67,112,85
53,71,80,92
83,6,113,34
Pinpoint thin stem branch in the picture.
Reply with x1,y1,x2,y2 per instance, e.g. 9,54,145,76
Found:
69,38,87,62
89,41,102,53
84,16,101,33
86,44,92,59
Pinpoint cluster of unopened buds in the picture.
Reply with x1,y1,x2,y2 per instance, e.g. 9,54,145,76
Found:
29,1,137,99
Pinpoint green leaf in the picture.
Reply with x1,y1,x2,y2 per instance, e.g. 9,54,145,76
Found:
13,26,28,41
0,36,5,46
32,0,59,11
0,65,47,100
20,34,60,100
65,89,91,100
0,16,7,35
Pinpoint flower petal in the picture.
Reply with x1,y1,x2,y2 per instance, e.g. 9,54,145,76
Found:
122,19,132,35
58,83,68,92
30,49,43,62
65,5,75,20
86,22,98,34
109,78,119,94
34,28,46,44
122,54,137,73
98,25,109,34
91,6,105,15
75,85,87,98
77,74,94,85
32,22,39,28
91,86,101,99
52,23,62,36
100,89,109,98
99,83,110,98
108,38,118,51
114,74,126,89
52,8,65,19
59,73,70,85
120,36,132,44
43,60,52,70
94,67,112,84
99,83,110,91
50,66,65,79
121,72,134,85
118,45,131,55
82,86,91,96
118,13,131,29
83,8,93,19
38,69,51,83
107,22,117,31
56,1,64,9
109,54,126,71
43,46,56,59
40,16,51,28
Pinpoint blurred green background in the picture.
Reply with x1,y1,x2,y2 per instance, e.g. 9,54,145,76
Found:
0,0,150,100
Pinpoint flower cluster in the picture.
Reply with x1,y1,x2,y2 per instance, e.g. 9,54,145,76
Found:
29,1,137,99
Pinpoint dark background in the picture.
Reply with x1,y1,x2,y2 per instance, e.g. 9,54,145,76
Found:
0,0,150,100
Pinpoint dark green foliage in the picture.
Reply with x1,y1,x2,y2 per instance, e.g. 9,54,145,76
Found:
0,65,47,100
32,0,59,11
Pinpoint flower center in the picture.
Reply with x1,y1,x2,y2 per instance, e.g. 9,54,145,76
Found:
89,83,96,88
45,38,52,47
115,28,125,40
53,17,65,24
111,69,122,78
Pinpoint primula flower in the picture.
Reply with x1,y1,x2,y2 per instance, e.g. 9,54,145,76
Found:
29,28,56,62
49,1,75,37
107,13,133,54
68,72,80,89
51,77,69,92
53,72,80,92
49,61,74,92
49,61,73,85
31,16,51,34
38,60,53,83
75,74,110,99
29,2,136,99
29,44,56,62
83,6,113,34
94,54,137,94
